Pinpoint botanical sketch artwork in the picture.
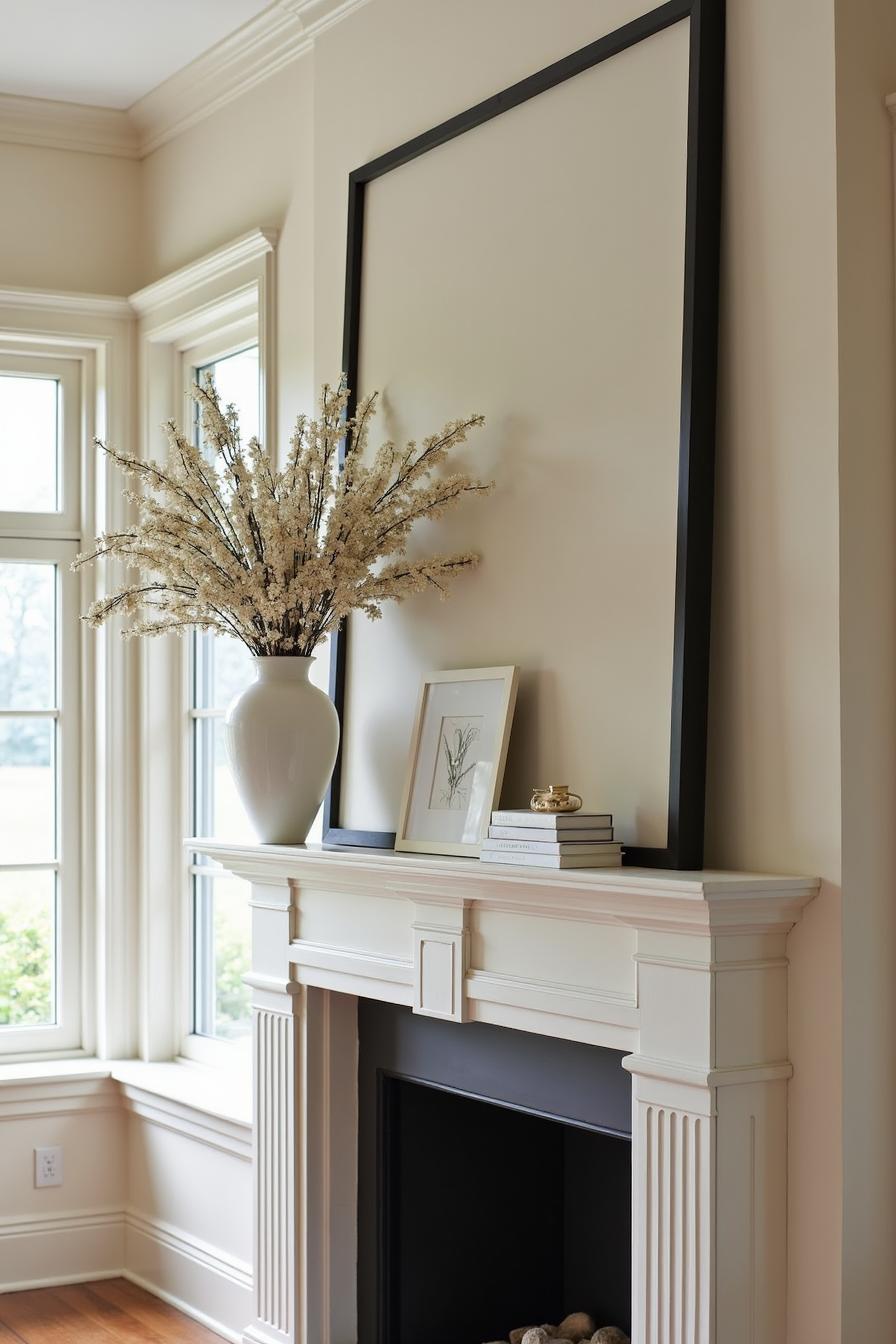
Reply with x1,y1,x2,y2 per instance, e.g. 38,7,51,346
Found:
429,715,483,810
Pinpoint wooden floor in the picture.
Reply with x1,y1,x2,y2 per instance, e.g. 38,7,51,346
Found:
0,1280,224,1343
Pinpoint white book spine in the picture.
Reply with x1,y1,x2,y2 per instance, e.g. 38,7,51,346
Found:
480,850,623,869
490,811,613,830
488,826,614,843
482,838,621,855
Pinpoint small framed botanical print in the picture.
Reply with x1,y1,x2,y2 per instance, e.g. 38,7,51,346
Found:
395,667,518,857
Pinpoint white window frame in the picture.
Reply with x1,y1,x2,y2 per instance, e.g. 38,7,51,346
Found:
182,330,259,1067
131,230,277,1068
0,345,86,1057
0,292,138,1064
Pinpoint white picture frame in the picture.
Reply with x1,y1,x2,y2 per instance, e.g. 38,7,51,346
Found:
395,667,519,857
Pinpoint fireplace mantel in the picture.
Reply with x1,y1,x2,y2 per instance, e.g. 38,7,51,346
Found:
192,839,818,1344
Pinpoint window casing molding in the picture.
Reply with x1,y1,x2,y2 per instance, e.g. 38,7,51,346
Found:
0,299,136,1062
133,228,276,1066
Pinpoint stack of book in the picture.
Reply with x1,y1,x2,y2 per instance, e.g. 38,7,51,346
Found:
480,809,622,868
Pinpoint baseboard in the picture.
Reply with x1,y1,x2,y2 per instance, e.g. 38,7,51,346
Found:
122,1269,241,1343
124,1209,252,1342
0,1205,252,1343
0,1208,125,1292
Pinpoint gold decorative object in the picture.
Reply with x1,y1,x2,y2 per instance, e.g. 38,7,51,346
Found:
529,784,583,813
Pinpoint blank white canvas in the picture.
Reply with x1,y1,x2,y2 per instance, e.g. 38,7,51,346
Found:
342,18,689,849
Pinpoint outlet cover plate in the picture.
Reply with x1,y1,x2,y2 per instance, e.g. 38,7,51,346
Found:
34,1145,63,1188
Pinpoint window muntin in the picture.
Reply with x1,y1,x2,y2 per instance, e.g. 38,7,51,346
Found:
0,538,80,1051
188,345,258,1046
0,562,59,1028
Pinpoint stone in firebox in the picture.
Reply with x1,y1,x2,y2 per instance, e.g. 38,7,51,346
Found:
520,1330,553,1344
591,1329,630,1344
557,1313,595,1342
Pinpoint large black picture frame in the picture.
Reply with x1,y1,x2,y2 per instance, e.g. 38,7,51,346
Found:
323,0,724,869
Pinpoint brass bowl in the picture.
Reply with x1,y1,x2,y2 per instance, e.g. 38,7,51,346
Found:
529,785,583,813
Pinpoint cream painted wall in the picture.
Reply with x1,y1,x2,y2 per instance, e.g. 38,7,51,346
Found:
126,1114,252,1333
0,1097,250,1339
834,0,896,1335
0,1103,126,1288
138,59,316,437
133,0,850,1335
704,1,843,1337
0,143,141,294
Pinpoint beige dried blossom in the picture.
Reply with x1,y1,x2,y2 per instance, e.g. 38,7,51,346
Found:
74,377,490,655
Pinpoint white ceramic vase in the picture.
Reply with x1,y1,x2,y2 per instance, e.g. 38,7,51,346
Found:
224,656,340,845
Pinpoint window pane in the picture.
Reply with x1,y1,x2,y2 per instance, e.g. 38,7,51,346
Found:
0,562,55,709
193,715,253,840
194,631,254,711
0,375,59,512
193,873,250,1040
0,869,55,1028
0,718,55,863
202,347,260,444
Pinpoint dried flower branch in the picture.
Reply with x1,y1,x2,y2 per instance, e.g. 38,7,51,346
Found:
74,377,490,655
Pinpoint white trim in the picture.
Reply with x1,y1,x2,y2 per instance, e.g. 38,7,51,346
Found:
128,0,372,157
0,286,135,320
0,1,370,161
0,93,138,159
0,1207,125,1293
119,1085,252,1159
219,841,816,1344
129,230,277,318
134,233,275,1065
0,1207,123,1239
0,291,139,1063
125,1208,252,1290
0,1206,249,1342
0,1059,251,1134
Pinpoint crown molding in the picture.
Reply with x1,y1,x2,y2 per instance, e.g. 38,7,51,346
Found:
0,0,370,161
0,92,139,159
128,227,278,317
0,283,134,320
128,0,372,157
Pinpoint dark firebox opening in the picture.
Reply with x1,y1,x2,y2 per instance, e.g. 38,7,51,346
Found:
358,1001,632,1344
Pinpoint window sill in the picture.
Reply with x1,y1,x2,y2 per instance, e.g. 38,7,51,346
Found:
112,1059,251,1128
0,1056,251,1138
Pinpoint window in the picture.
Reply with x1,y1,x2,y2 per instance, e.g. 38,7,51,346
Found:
131,226,275,1064
0,356,81,1056
188,346,259,1050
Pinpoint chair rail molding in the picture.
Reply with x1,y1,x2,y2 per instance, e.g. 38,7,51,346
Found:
193,839,817,1344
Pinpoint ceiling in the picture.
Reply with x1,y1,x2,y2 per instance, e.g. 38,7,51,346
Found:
0,0,274,109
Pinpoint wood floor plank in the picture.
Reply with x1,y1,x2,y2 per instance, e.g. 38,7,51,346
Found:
0,1281,224,1344
0,1287,122,1344
85,1282,224,1344
49,1284,167,1344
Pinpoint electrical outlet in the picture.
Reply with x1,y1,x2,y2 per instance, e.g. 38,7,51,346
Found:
34,1146,63,1188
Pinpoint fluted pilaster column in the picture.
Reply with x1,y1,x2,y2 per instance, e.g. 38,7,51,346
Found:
624,926,791,1344
243,876,301,1344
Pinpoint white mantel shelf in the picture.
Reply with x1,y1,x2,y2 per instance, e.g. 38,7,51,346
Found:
195,837,817,929
193,837,818,1344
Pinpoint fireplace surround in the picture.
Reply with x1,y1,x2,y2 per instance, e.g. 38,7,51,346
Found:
357,1000,632,1342
193,841,817,1344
